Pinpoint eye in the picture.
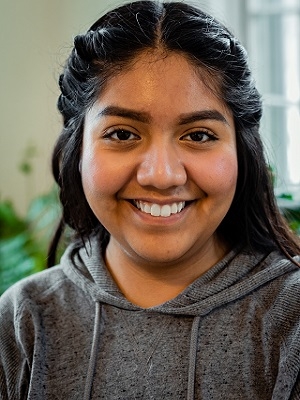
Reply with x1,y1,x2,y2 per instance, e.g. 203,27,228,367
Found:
104,128,139,141
181,130,218,143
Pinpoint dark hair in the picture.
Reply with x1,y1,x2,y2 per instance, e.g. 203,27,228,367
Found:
48,0,300,266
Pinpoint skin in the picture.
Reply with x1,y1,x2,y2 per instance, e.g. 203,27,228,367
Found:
81,51,238,307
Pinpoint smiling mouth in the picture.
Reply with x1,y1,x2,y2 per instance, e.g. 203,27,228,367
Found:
132,200,188,217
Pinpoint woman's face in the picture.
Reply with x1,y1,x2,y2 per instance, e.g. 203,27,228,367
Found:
81,52,238,270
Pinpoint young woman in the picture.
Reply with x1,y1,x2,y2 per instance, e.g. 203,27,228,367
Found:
1,1,300,399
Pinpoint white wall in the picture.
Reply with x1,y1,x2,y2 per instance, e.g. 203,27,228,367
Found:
0,0,244,215
198,0,246,42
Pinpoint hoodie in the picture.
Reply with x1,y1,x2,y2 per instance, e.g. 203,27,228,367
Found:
1,236,300,400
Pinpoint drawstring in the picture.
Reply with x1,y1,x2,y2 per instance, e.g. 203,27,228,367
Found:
187,316,201,400
84,302,101,400
83,303,200,399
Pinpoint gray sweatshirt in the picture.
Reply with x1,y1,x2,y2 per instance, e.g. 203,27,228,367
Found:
1,237,300,400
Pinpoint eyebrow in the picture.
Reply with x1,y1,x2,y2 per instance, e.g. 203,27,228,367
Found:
178,110,228,125
96,106,229,125
96,106,150,123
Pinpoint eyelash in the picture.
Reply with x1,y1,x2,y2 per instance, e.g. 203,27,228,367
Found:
103,128,218,143
180,130,218,143
103,128,139,141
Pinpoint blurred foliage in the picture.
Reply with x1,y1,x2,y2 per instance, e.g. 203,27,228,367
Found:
0,187,62,295
18,144,37,175
277,192,300,236
282,207,300,236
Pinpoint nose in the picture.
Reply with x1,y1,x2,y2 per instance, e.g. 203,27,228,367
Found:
136,143,187,189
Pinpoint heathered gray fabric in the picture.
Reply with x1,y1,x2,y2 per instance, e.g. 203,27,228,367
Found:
1,237,300,399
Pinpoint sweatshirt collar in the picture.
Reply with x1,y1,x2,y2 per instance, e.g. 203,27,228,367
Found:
61,236,298,316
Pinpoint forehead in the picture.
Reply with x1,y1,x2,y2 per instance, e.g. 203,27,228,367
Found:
101,50,222,96
89,50,231,122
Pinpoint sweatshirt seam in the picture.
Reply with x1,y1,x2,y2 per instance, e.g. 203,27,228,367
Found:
251,286,286,346
14,276,81,358
252,270,299,342
251,274,300,384
14,298,34,386
38,276,78,300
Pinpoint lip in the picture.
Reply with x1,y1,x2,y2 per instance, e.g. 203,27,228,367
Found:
129,197,190,205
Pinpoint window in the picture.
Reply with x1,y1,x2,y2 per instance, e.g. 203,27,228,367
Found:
246,0,300,199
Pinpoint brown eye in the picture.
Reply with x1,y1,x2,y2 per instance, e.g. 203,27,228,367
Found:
181,130,218,142
114,129,133,140
105,128,139,141
189,132,208,141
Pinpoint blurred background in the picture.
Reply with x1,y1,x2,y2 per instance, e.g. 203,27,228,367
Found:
0,0,299,292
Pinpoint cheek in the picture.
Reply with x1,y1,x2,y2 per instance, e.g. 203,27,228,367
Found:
192,152,238,195
81,152,130,199
213,156,238,192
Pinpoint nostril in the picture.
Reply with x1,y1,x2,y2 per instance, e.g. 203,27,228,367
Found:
136,157,187,189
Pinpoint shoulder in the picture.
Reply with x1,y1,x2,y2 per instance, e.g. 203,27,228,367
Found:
253,254,300,343
257,252,300,304
272,260,300,314
0,266,72,318
268,254,300,300
243,251,300,324
0,263,93,354
0,267,68,363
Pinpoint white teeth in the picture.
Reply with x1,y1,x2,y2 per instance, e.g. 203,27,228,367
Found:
170,203,178,214
134,201,186,217
144,203,151,214
151,204,161,217
161,204,171,217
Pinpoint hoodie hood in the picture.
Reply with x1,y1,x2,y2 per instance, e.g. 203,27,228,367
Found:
62,235,298,317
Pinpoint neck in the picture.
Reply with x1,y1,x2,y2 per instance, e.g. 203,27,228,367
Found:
104,239,228,308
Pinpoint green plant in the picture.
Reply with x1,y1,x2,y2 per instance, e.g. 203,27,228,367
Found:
281,207,300,236
0,187,62,295
277,193,300,236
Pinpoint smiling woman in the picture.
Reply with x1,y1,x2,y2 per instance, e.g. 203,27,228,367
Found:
1,1,300,399
81,52,238,302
